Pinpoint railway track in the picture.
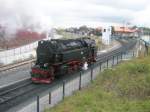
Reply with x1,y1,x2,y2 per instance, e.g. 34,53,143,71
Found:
0,79,58,112
96,39,136,62
0,59,36,73
0,79,46,112
0,79,33,104
0,39,137,112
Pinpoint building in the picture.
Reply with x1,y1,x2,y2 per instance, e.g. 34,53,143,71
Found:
112,26,139,38
102,26,112,45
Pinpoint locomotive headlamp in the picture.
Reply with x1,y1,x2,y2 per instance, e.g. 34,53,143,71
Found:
81,51,83,55
44,63,48,67
55,54,62,62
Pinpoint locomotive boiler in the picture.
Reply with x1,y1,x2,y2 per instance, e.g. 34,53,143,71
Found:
31,38,97,83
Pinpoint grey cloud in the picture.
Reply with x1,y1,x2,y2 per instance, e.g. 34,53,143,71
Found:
80,0,149,11
0,0,150,29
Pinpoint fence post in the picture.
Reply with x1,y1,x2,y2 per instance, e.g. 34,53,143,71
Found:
49,92,51,104
20,47,21,55
117,55,118,64
79,71,82,90
99,63,101,72
121,52,123,60
14,49,15,56
119,54,120,62
62,80,66,100
91,65,93,83
37,96,39,112
133,51,135,57
107,59,109,69
118,54,120,62
112,56,114,66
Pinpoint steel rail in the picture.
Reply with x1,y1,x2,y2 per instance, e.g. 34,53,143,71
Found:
0,59,36,73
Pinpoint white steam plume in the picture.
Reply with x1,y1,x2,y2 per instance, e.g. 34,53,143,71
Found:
0,0,52,38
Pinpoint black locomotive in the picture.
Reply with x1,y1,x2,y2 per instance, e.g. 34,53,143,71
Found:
31,38,97,83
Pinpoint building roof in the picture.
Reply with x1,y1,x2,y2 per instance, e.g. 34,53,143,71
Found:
96,27,102,31
113,26,138,33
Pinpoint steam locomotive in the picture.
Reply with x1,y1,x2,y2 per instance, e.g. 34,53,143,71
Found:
31,38,97,83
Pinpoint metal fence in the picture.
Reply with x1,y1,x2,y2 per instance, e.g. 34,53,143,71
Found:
0,42,38,65
12,50,135,112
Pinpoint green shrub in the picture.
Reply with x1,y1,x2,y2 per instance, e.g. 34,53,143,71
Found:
99,58,150,99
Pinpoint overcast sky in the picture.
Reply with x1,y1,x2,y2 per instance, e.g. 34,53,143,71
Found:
0,0,150,29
